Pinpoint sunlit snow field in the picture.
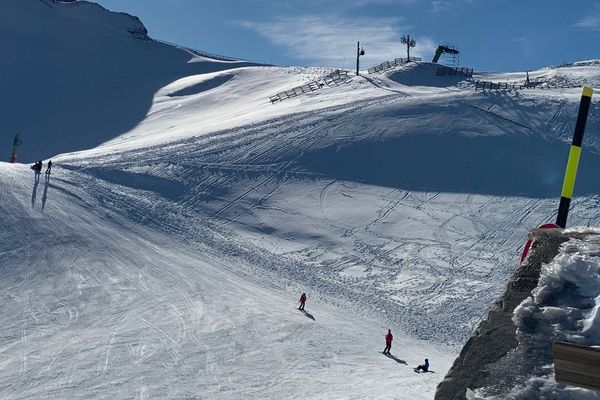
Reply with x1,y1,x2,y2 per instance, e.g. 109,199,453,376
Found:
1,1,600,399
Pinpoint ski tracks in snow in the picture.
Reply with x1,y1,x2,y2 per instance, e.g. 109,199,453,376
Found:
206,100,382,221
47,90,553,347
38,83,597,382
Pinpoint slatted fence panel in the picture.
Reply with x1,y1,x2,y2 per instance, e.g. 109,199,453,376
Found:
475,80,593,91
553,341,600,391
367,57,422,74
269,70,351,103
436,66,474,78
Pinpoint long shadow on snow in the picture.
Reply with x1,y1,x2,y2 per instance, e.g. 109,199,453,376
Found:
384,353,407,365
298,133,600,198
300,310,316,321
78,167,186,202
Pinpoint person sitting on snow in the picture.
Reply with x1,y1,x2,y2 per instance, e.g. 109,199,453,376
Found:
415,358,429,372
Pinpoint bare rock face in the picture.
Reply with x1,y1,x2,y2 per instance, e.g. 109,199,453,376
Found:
434,229,569,400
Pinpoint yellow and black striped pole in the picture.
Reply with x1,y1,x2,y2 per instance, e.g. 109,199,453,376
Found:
556,86,593,228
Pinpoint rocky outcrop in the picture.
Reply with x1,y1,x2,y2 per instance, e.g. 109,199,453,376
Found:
434,228,569,399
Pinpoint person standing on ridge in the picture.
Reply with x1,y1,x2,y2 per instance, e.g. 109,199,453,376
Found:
45,160,52,175
31,161,42,175
298,292,307,311
383,329,393,355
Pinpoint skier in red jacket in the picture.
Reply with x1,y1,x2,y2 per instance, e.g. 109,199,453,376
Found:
298,292,307,310
383,329,393,355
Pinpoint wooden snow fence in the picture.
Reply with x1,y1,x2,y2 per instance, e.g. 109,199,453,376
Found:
154,39,244,62
367,57,422,74
269,70,350,103
475,80,593,91
436,66,473,78
553,341,600,391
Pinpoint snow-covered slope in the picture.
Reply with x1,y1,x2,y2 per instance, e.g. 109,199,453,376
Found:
53,59,600,345
0,162,452,399
1,1,600,398
0,0,256,162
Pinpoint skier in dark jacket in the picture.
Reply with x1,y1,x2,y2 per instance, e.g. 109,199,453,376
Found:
31,161,42,175
298,292,307,310
415,358,429,372
45,160,52,175
383,329,393,355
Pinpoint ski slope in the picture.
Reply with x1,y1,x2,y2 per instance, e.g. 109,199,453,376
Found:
1,1,600,398
54,59,600,345
0,163,452,399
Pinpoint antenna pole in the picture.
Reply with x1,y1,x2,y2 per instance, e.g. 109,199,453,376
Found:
9,132,21,163
356,41,360,76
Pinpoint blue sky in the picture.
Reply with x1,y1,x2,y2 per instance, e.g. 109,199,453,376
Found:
92,0,600,72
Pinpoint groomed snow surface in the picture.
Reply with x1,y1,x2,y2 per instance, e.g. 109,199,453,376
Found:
2,1,600,399
0,163,450,399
